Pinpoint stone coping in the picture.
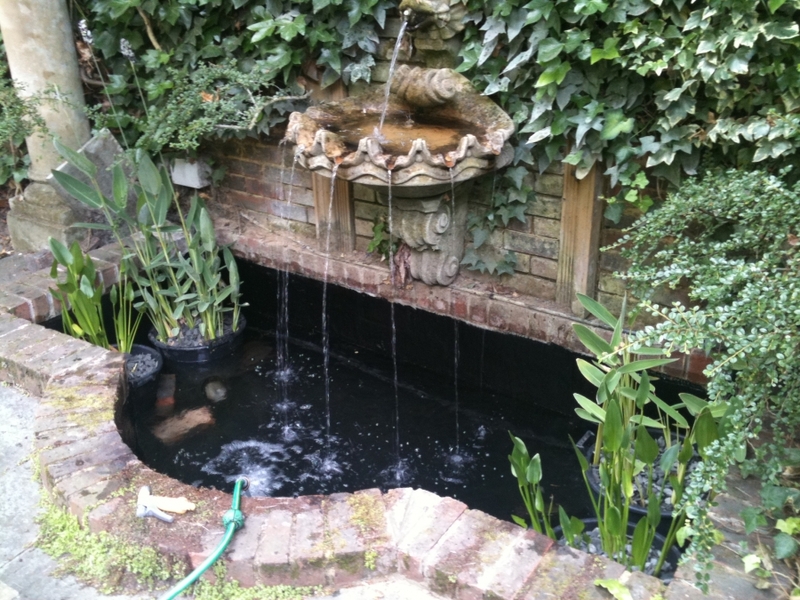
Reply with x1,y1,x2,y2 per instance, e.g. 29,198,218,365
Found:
0,238,777,599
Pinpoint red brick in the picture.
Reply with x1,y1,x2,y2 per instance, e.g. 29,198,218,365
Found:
451,290,469,320
228,158,265,179
467,294,488,325
687,350,712,384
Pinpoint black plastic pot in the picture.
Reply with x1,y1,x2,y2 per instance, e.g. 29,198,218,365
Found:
556,517,681,580
126,344,163,388
581,429,690,521
148,316,247,364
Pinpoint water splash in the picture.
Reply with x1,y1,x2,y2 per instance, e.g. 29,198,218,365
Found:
377,18,410,134
202,440,288,496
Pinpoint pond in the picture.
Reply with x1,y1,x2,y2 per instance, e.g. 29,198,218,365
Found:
126,261,698,524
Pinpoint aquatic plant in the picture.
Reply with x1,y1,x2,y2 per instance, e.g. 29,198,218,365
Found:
51,141,243,343
612,166,800,589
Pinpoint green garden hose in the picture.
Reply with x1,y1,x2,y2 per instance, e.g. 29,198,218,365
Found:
157,477,248,600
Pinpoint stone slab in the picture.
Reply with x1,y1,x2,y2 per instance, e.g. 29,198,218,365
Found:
254,508,293,585
422,509,553,600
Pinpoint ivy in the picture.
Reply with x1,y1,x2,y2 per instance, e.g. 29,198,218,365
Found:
76,0,392,147
458,0,800,220
461,162,531,276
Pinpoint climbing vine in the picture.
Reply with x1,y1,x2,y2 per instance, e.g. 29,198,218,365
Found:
74,0,391,148
457,0,800,219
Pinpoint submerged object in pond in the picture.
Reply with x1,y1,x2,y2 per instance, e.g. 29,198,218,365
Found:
204,377,227,402
151,407,215,445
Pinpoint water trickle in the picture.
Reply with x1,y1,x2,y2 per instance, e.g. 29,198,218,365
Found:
453,320,461,455
321,164,340,468
386,168,407,483
377,18,409,135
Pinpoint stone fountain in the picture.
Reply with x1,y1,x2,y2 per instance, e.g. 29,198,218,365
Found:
286,61,514,286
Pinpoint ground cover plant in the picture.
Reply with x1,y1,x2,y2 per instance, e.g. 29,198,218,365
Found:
612,166,800,591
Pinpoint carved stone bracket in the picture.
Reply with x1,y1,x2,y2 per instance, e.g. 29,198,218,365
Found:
377,183,470,286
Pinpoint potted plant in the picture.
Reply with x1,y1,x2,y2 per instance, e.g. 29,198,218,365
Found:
50,141,245,363
48,238,161,387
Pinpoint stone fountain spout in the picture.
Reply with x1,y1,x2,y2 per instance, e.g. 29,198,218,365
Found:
285,65,515,286
399,0,467,40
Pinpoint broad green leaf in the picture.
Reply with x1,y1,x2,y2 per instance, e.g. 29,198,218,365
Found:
629,415,664,429
605,505,623,536
776,517,800,535
573,324,613,356
199,207,216,252
768,0,787,12
511,514,528,528
577,359,605,387
679,392,708,416
574,393,606,422
54,138,97,178
693,409,718,455
774,532,799,559
112,164,129,211
51,171,104,209
631,518,651,566
535,61,571,87
601,110,634,141
742,553,761,573
576,293,617,328
594,579,632,600
48,237,73,266
635,425,659,464
659,443,680,474
526,453,543,484
603,398,624,452
617,358,677,374
137,154,162,197
650,394,689,428
635,371,650,409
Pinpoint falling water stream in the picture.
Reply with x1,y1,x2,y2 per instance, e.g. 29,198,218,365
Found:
453,321,460,457
320,163,342,475
377,17,409,134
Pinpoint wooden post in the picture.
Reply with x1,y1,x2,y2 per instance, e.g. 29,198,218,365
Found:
556,163,603,315
310,80,355,252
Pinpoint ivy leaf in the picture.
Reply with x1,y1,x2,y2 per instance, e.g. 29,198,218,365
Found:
741,507,767,535
768,0,787,12
590,38,620,64
537,38,565,63
742,554,761,573
600,110,634,140
762,21,799,40
472,227,490,249
535,61,571,87
774,533,799,559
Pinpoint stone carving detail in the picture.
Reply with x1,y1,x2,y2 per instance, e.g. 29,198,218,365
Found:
399,0,467,41
285,66,515,287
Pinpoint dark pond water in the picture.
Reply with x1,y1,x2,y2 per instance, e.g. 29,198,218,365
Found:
128,262,700,523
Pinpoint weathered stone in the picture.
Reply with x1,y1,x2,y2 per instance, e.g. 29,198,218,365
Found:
422,509,553,600
225,512,268,587
387,488,467,580
254,508,293,585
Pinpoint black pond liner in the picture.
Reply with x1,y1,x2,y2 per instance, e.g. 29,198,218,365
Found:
148,316,247,363
124,262,705,524
555,518,682,582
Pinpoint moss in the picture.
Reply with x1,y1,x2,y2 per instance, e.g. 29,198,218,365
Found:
334,551,363,575
347,492,385,570
43,385,115,432
192,562,322,600
36,498,185,594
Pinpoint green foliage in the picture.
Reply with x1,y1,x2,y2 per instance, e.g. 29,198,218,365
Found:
192,562,321,600
37,499,183,593
49,238,110,349
76,0,391,145
110,261,144,354
366,215,397,260
53,144,244,343
613,166,800,589
458,0,800,219
508,432,556,537
462,167,530,275
0,35,44,190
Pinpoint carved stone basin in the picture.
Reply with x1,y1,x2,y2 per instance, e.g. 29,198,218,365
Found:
285,65,515,285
